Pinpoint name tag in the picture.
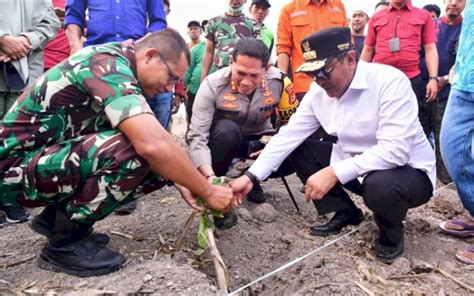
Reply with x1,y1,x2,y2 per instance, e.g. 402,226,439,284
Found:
291,11,307,17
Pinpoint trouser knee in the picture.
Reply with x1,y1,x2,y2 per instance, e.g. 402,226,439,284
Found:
209,119,242,175
289,139,332,184
362,173,407,221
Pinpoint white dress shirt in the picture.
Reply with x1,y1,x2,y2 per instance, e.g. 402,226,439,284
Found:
249,61,436,189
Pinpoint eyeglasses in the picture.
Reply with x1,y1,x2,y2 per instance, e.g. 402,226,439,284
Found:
157,52,180,84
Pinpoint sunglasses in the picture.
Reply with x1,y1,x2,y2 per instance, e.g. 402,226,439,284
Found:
308,57,340,81
311,65,335,81
157,52,180,84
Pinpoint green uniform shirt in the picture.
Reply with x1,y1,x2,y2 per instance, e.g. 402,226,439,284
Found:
184,41,206,96
0,41,153,160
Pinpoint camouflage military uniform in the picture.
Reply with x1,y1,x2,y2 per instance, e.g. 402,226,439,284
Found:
205,14,261,72
0,41,166,224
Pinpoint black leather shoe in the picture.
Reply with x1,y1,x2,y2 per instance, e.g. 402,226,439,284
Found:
310,208,364,237
376,239,404,264
247,184,266,204
31,212,110,245
38,237,126,277
214,209,238,230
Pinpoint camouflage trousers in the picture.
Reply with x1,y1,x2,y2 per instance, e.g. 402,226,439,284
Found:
0,130,166,224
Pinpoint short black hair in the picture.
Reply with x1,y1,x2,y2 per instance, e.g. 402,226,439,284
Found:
232,38,269,67
136,28,190,65
423,4,441,18
187,20,201,28
201,20,208,31
374,1,389,10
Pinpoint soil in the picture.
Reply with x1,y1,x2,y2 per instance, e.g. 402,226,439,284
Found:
1,115,473,295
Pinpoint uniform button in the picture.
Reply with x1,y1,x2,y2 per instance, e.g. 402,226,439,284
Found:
116,0,119,3
115,16,120,20
116,34,120,38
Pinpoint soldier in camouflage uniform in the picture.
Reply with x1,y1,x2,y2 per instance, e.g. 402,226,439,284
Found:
200,0,261,81
188,38,298,229
0,29,234,277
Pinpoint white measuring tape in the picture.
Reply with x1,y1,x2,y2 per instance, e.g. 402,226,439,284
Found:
228,221,373,295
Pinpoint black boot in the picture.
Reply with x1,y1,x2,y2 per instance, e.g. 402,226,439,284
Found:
214,209,238,230
375,217,405,264
114,200,138,215
38,235,126,277
30,202,110,245
247,183,266,204
31,201,125,277
376,235,404,264
310,207,365,236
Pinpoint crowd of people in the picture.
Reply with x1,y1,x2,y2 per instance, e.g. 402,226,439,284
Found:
0,0,472,278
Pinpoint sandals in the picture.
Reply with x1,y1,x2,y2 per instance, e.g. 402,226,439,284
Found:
439,217,474,237
456,245,474,265
439,217,474,265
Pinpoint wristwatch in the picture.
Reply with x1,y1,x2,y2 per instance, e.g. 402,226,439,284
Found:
429,76,439,81
443,75,450,84
243,170,260,186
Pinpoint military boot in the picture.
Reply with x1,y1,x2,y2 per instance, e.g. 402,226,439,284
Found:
38,234,126,277
214,209,238,230
32,201,125,277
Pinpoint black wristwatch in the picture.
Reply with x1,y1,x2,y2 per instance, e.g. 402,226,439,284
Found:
429,76,439,81
243,170,260,186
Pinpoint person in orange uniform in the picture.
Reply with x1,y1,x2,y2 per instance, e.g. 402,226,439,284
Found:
276,0,348,101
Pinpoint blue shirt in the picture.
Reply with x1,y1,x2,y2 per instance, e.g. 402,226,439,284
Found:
65,0,167,46
452,0,474,92
435,17,462,98
419,16,462,98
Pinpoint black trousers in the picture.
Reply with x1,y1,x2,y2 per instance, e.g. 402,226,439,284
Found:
208,119,293,177
410,75,435,139
289,138,433,245
185,91,196,121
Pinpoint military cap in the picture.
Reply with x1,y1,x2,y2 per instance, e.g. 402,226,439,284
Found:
296,27,352,73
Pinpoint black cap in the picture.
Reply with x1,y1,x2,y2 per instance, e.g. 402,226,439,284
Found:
251,0,271,8
187,20,201,28
297,27,352,73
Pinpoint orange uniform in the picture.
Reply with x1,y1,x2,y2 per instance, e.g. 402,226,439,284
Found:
277,0,348,94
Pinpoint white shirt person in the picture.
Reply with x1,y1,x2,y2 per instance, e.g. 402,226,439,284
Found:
232,27,435,264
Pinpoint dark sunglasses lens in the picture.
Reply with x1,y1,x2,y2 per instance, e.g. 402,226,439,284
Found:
312,68,327,80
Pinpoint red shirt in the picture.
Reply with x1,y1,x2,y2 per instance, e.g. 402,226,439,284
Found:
365,0,436,78
44,0,70,70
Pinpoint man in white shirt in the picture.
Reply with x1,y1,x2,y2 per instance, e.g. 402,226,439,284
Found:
231,27,435,264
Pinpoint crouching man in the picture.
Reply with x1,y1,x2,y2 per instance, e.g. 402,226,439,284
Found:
232,28,435,264
187,38,298,230
0,29,234,277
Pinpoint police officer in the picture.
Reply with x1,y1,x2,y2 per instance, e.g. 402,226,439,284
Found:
187,38,298,229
